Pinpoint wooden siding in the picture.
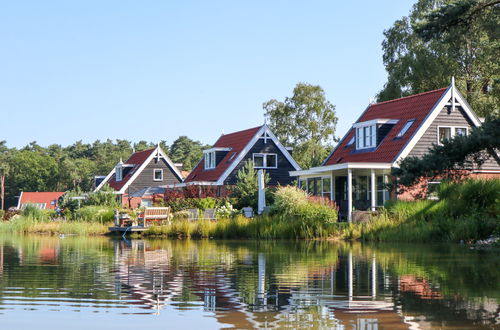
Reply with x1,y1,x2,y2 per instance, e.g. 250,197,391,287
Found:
127,158,182,193
408,106,500,170
224,139,296,186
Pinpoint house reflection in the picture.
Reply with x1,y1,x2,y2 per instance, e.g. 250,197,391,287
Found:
111,240,410,328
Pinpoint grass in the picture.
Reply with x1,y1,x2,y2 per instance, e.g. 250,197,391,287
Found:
143,214,357,240
0,216,111,235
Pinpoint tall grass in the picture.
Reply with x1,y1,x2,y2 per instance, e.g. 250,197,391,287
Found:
0,216,111,235
361,179,500,242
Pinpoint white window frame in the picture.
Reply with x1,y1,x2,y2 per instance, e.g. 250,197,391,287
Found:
396,119,415,138
116,166,123,182
153,169,163,181
356,124,376,150
437,126,468,145
204,151,216,170
253,153,278,169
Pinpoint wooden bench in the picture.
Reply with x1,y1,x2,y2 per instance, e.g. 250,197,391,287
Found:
138,207,171,227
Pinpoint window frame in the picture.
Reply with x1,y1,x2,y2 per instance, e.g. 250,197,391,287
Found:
204,151,216,170
437,126,468,145
356,124,376,150
396,119,415,138
252,153,278,169
116,166,123,182
153,169,163,181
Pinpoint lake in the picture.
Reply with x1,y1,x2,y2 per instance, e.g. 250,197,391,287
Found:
0,235,498,329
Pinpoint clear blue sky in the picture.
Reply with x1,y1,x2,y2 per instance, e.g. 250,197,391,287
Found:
0,0,415,148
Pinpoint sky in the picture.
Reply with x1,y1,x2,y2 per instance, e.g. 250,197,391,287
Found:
0,0,416,149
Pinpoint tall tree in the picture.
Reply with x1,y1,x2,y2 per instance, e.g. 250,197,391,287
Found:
263,83,338,168
169,136,209,171
378,0,499,118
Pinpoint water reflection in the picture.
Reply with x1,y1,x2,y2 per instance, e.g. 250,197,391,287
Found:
0,235,498,329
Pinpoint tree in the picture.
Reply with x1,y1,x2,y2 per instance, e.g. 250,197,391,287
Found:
378,0,499,119
169,136,209,171
232,160,269,210
263,83,338,168
393,118,500,187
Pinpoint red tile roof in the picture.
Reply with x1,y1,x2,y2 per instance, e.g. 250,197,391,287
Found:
185,126,263,183
107,148,156,191
19,192,65,210
324,88,448,165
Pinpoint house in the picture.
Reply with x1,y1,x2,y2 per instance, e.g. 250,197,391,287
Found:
290,80,500,222
181,124,301,194
17,191,65,210
95,144,184,207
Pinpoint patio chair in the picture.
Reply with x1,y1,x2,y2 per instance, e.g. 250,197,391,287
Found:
187,208,199,221
203,208,216,220
242,207,254,218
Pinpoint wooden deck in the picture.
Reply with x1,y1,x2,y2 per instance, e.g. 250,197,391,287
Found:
109,226,148,233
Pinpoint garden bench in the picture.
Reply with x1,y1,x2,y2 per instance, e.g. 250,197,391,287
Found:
138,207,171,227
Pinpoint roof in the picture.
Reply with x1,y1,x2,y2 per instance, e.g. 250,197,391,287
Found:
18,192,65,210
323,87,448,165
185,126,263,183
106,148,157,191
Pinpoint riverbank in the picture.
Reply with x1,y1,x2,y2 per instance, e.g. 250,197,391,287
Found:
0,217,111,236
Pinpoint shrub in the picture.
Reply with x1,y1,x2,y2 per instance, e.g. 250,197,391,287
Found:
216,201,235,219
272,185,308,215
22,205,47,220
73,206,115,223
0,209,4,220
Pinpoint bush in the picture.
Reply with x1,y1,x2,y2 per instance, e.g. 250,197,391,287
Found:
73,206,115,223
272,186,338,223
22,205,47,220
0,209,4,220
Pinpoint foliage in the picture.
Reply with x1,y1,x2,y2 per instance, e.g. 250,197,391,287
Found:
73,206,116,223
0,216,110,235
362,179,500,242
22,205,54,220
264,82,338,168
85,184,120,207
231,160,269,210
0,209,4,220
393,118,500,187
378,0,499,119
169,136,210,171
215,201,235,219
272,186,338,224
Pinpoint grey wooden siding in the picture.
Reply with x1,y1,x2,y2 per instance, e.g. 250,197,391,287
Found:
224,139,297,186
408,106,500,170
127,158,182,193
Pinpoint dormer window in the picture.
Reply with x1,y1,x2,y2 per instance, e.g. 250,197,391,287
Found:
204,151,216,170
353,119,398,150
116,165,123,182
356,125,376,149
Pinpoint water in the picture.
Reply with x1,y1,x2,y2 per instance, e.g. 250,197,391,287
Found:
0,235,498,329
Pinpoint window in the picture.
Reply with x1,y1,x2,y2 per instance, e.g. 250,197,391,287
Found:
253,153,278,169
396,120,415,138
204,151,216,169
116,166,123,181
376,176,389,206
322,177,332,200
438,126,468,145
455,127,467,137
438,127,452,144
299,179,307,191
153,169,163,181
356,125,376,149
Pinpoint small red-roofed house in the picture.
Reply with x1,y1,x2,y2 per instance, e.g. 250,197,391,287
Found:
17,191,65,210
290,80,500,221
95,145,184,207
179,124,301,195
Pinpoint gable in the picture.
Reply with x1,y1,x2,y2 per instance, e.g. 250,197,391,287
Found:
224,138,297,186
408,106,474,158
127,157,182,193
